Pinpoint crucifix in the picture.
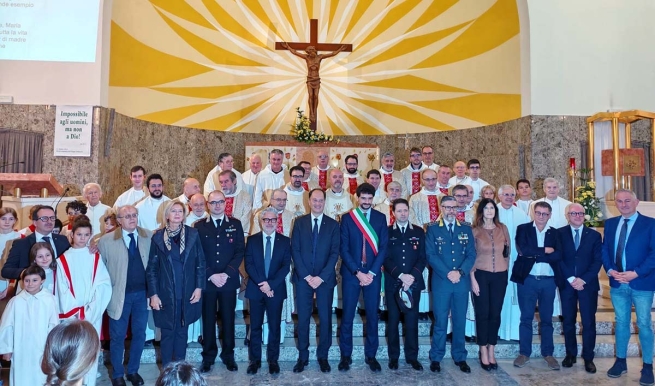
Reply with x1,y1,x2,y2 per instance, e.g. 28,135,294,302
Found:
276,19,352,131
398,133,416,150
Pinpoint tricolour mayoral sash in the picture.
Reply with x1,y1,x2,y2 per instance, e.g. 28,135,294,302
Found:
349,208,379,260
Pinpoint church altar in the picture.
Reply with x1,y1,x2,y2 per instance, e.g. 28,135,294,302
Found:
245,141,379,177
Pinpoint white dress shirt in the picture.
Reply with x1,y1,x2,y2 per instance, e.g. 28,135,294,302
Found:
529,224,554,276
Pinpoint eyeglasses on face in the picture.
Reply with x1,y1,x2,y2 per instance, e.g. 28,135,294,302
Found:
262,218,278,224
442,206,458,211
208,200,226,205
37,216,57,222
117,213,138,219
568,212,585,217
534,211,551,217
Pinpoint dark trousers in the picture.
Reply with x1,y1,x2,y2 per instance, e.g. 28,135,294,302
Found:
560,285,598,360
201,290,237,364
339,274,381,358
296,281,334,361
473,270,508,346
429,287,468,362
386,285,421,361
517,275,555,357
109,290,148,379
160,299,188,366
248,295,284,362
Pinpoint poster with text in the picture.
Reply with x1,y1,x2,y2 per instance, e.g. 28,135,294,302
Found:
54,105,93,157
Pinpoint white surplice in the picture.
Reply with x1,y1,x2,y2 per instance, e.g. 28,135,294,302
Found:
135,195,171,231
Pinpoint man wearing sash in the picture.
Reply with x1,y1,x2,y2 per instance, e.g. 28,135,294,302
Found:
218,170,252,236
401,147,426,196
338,183,388,373
452,185,474,225
409,169,443,227
343,155,364,195
284,166,310,217
374,181,403,226
299,161,319,192
379,152,407,198
312,150,331,190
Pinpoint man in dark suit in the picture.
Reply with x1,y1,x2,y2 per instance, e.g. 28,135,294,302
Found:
512,201,562,370
426,196,475,374
338,183,388,373
556,203,602,373
195,190,245,374
384,198,426,371
244,207,291,375
602,189,655,385
2,205,70,279
291,188,340,373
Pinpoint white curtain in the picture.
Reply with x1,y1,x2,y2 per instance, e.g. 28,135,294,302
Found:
593,121,626,201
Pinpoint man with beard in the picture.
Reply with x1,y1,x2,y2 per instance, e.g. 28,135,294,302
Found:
242,153,262,198
401,147,427,196
436,165,453,194
218,170,252,236
299,161,319,192
338,183,388,373
324,169,353,222
136,174,170,231
177,178,201,206
204,153,243,197
379,152,407,198
312,150,332,190
253,149,288,210
284,166,310,217
366,170,386,206
185,194,208,226
426,196,476,374
343,155,364,195
374,181,403,226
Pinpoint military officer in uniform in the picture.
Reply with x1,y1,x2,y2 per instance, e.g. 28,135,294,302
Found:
195,190,245,374
426,195,476,374
384,198,426,371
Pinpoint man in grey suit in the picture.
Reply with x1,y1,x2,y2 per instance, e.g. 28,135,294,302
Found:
291,188,340,373
98,205,153,386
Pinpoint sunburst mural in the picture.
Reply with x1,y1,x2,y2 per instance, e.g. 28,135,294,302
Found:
109,0,521,135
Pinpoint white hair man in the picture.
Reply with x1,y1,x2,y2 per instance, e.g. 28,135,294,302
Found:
312,150,332,190
83,183,111,237
530,178,572,228
449,161,471,187
379,152,407,199
241,153,262,198
253,149,288,210
218,170,252,236
185,193,208,226
203,152,243,197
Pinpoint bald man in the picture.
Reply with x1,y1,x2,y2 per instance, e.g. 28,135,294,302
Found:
186,194,208,226
312,150,332,190
177,178,201,206
242,153,262,198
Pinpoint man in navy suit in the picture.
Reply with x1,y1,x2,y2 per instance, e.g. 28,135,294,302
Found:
2,205,70,279
195,190,244,374
291,188,340,373
556,203,602,373
602,189,655,385
338,183,388,373
513,201,562,370
244,207,291,375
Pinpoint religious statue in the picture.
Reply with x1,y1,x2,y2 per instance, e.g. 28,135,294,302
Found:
281,42,347,128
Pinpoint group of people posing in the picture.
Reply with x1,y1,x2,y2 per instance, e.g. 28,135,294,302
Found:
0,144,652,386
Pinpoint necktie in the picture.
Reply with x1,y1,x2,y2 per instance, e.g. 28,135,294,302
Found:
615,218,629,272
42,236,53,255
265,235,272,277
448,223,454,237
128,233,138,256
574,229,580,251
216,218,221,228
361,212,368,266
312,218,319,263
401,226,405,235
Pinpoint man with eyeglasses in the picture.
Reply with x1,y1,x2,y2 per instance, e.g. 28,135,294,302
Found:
401,147,427,196
421,146,439,171
194,190,245,375
556,203,601,374
466,159,488,201
204,152,243,198
218,170,252,236
253,149,288,210
135,173,170,231
452,184,473,226
379,152,407,198
3,205,70,280
343,154,364,195
511,201,562,370
496,185,531,341
97,205,152,386
284,166,310,217
426,196,476,374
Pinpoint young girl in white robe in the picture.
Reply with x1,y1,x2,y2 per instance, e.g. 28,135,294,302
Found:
56,216,112,386
16,242,57,295
0,265,59,386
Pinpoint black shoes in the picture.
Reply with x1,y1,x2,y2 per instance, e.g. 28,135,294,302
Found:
365,357,382,372
111,378,126,386
455,361,471,373
585,360,597,374
268,361,280,374
338,356,352,371
388,359,399,370
293,359,309,373
562,355,577,368
199,362,212,374
430,361,441,372
246,360,261,375
407,360,423,371
318,358,331,373
125,373,144,386
224,358,238,372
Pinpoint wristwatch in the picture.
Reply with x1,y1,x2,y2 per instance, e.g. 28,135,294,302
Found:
353,269,360,276
457,268,465,277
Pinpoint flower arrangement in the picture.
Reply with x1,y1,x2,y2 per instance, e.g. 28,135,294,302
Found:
290,107,336,144
574,168,603,227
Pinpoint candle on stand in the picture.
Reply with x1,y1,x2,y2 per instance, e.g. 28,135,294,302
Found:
570,157,576,169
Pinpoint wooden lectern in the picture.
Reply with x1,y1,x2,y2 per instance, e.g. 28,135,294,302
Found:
0,174,80,229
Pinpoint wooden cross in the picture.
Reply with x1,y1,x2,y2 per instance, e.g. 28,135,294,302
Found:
398,133,416,150
276,19,352,131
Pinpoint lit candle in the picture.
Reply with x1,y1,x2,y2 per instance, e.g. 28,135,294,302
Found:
570,158,576,169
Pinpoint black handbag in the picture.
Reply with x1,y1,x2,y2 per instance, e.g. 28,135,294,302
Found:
503,244,510,258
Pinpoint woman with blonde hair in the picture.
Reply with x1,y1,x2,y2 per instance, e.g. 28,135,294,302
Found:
0,207,20,299
41,319,100,386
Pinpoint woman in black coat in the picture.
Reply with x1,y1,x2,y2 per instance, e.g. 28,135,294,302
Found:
147,200,206,366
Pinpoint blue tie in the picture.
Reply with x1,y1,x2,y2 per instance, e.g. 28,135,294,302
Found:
448,223,453,237
615,219,629,272
265,235,272,277
574,229,580,251
128,233,138,257
312,218,319,262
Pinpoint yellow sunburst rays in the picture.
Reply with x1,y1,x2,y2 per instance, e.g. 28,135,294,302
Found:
109,0,521,135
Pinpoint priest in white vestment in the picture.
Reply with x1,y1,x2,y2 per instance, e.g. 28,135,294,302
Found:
421,146,439,171
516,178,534,215
176,178,201,206
312,150,332,190
449,161,472,187
466,159,489,201
299,161,319,192
253,149,288,210
530,178,572,229
379,152,408,199
241,153,262,198
343,155,365,195
185,194,208,226
285,166,310,217
366,169,387,207
114,166,148,208
401,147,427,196
216,170,253,236
83,183,111,237
136,174,171,231
374,181,403,226
203,153,243,197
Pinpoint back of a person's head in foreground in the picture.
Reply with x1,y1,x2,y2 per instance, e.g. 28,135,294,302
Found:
41,319,99,386
156,361,208,386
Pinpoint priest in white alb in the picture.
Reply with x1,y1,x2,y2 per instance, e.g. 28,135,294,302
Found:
217,170,252,236
113,166,148,209
379,152,407,198
367,169,387,206
253,149,288,210
83,183,111,237
176,178,201,206
135,174,171,231
241,153,262,198
312,150,332,190
401,147,427,196
284,166,310,217
343,155,364,195
185,193,208,226
203,153,243,197
530,177,572,228
374,181,403,226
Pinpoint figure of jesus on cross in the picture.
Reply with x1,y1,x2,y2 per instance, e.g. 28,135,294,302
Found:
276,19,352,131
